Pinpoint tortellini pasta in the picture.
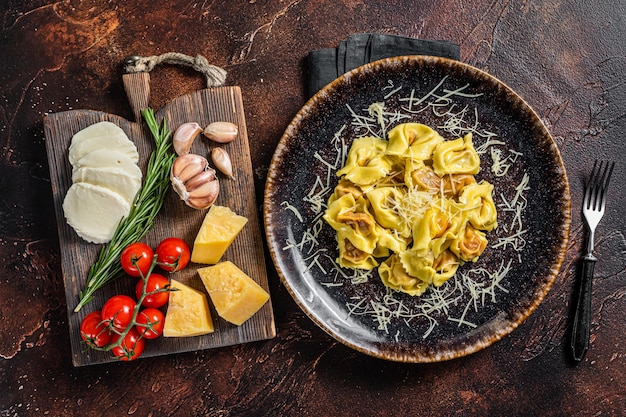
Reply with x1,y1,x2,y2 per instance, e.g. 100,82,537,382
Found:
387,123,444,160
379,254,430,296
324,193,380,254
458,182,498,231
365,186,411,238
338,237,379,269
324,123,498,296
432,133,480,176
335,136,393,186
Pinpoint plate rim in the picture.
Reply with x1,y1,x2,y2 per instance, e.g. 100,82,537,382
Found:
264,55,571,362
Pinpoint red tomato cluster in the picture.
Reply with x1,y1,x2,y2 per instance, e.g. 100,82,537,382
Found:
121,238,191,277
79,237,191,361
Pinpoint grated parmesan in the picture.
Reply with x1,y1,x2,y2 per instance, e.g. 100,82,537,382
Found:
278,76,529,339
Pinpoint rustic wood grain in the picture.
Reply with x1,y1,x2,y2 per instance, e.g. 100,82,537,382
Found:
1,0,625,416
43,73,275,366
122,72,150,123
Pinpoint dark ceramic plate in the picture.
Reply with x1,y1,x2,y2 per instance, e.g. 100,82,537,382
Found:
264,56,570,362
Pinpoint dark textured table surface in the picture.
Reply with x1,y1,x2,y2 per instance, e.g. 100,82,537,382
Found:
1,1,625,416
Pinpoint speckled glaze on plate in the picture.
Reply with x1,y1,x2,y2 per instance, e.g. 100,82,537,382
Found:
264,56,570,363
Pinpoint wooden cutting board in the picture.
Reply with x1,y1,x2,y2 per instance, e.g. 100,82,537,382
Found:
44,72,275,366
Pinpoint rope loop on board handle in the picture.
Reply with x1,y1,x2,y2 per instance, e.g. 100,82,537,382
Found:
124,52,227,88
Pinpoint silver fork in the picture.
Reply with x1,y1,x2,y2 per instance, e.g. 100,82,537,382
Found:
571,160,615,362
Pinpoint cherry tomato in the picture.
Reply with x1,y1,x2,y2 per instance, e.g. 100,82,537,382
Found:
155,237,190,272
101,295,136,331
120,242,154,278
136,273,170,308
79,310,111,348
135,308,165,339
110,327,145,361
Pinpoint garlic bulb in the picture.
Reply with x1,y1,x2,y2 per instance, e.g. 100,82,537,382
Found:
211,147,234,178
173,122,202,156
203,122,238,143
170,153,219,210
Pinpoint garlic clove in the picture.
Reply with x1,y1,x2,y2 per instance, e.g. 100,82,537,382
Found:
211,147,234,178
171,153,208,181
184,168,217,191
173,122,202,156
170,174,190,201
187,180,220,210
170,153,220,210
203,122,238,143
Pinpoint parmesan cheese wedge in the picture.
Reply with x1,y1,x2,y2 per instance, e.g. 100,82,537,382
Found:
68,135,139,166
198,262,270,326
163,279,214,337
71,166,141,203
62,182,130,244
191,205,248,264
73,149,142,179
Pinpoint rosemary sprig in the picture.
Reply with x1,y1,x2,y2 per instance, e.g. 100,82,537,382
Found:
74,108,176,312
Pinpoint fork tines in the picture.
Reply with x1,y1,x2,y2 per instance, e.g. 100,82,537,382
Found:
585,160,615,211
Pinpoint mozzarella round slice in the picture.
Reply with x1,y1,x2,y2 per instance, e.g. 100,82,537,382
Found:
69,135,139,166
73,150,142,179
62,182,130,244
72,166,141,203
71,121,129,146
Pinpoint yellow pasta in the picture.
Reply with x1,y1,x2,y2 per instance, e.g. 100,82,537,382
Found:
335,136,393,186
377,227,411,253
432,249,460,286
449,224,488,262
324,123,498,295
379,254,430,296
337,237,379,269
432,133,480,176
458,181,498,231
333,179,364,201
387,123,444,160
366,186,411,238
324,193,380,254
405,160,441,192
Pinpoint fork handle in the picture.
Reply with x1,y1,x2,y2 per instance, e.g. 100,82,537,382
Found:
571,256,596,362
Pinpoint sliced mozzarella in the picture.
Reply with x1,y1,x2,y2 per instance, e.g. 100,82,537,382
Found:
62,182,130,244
73,149,142,180
69,135,139,166
71,121,128,146
72,166,141,203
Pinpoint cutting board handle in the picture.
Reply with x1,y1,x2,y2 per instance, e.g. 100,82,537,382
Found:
122,72,150,122
121,52,227,122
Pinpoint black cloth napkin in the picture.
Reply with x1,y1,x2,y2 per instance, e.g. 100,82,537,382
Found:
307,33,460,98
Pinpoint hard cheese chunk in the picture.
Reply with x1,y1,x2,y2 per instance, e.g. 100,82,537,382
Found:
163,279,214,337
198,261,269,326
191,205,248,264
